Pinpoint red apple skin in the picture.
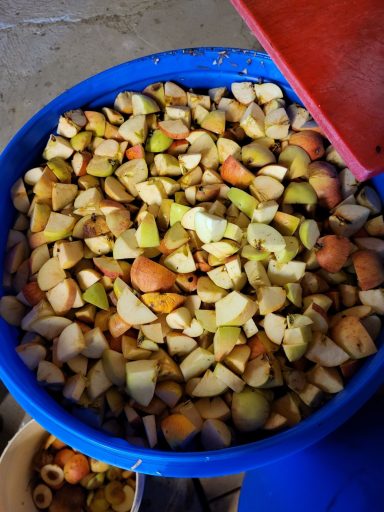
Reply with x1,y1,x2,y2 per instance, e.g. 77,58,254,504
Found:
352,250,384,290
340,359,361,379
131,256,176,293
126,144,145,160
22,281,45,306
166,140,189,156
220,155,254,189
248,333,268,360
308,161,342,209
159,120,190,140
316,235,350,273
289,131,325,160
326,290,341,311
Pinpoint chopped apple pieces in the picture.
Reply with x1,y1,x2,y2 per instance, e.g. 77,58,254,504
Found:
2,77,383,454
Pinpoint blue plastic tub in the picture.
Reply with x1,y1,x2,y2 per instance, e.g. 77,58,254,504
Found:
1,48,384,477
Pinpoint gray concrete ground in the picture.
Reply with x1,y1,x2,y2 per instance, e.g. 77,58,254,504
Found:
0,1,259,509
0,0,262,151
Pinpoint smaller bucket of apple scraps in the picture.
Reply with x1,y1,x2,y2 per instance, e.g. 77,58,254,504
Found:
0,420,145,512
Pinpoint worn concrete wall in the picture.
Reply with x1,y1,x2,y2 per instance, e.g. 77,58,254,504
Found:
0,0,261,150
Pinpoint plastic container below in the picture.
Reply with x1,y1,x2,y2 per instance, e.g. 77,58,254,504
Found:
0,420,145,512
0,48,384,477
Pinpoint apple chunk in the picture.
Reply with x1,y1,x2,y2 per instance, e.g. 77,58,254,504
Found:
126,359,159,406
331,316,377,359
131,256,176,292
215,291,257,326
117,287,157,325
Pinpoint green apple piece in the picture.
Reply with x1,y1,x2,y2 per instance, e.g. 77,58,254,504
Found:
201,110,226,135
299,219,320,250
154,153,181,176
126,359,159,406
194,211,227,244
118,115,148,145
244,260,271,288
232,388,270,432
113,229,143,259
278,145,311,179
132,93,160,115
117,286,157,325
264,313,286,344
272,211,301,236
56,322,85,363
287,314,313,328
201,419,231,450
241,244,270,261
214,363,245,393
70,131,92,151
283,182,318,205
223,222,243,243
227,188,257,218
275,236,300,263
267,260,306,286
243,355,271,387
191,370,228,397
283,343,308,362
163,243,196,273
257,286,286,315
241,142,275,167
247,223,286,252
82,282,109,310
135,212,160,248
213,326,241,361
44,212,76,243
102,349,126,386
145,129,173,152
202,240,240,259
252,200,279,224
86,155,117,177
240,102,265,138
46,157,72,182
162,222,190,252
195,310,217,333
284,325,312,345
180,347,215,381
136,180,167,206
169,203,190,227
216,291,257,327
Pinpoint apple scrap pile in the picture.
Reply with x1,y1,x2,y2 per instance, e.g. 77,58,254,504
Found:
1,79,384,452
31,433,136,511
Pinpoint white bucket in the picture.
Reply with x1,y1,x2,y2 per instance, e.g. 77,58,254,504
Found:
0,420,145,512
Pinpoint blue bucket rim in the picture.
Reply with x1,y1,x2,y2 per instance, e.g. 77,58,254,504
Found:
1,47,384,477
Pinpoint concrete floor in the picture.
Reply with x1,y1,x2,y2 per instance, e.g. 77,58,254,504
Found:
0,1,260,509
0,0,262,151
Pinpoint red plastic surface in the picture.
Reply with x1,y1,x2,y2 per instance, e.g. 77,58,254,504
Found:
231,0,384,181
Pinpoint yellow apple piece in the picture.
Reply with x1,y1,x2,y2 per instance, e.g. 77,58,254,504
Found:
82,282,109,310
257,286,286,315
195,310,217,333
141,293,185,314
163,243,196,273
37,257,66,291
135,212,160,248
117,286,157,325
131,256,176,293
30,203,51,232
240,102,265,138
215,291,256,326
283,182,318,205
278,145,310,179
118,114,147,145
201,419,231,450
179,347,215,381
16,343,47,370
46,278,77,314
243,355,271,387
232,388,270,432
264,313,286,345
44,212,76,243
166,333,197,356
87,360,112,400
201,110,226,135
267,260,306,286
187,132,219,170
213,326,241,361
244,260,270,288
194,211,227,243
56,240,83,269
